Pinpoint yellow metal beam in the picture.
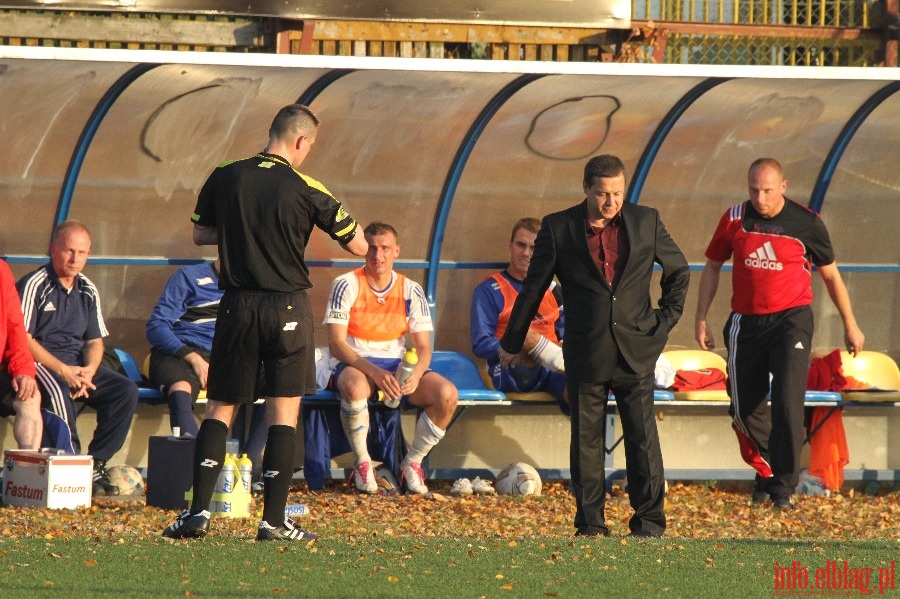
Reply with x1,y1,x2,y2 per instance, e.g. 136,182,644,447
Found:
305,20,610,45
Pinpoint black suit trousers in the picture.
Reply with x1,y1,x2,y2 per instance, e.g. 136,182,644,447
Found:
569,354,666,536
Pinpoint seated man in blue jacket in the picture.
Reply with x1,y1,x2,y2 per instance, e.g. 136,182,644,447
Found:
17,220,139,496
470,217,568,415
146,258,223,438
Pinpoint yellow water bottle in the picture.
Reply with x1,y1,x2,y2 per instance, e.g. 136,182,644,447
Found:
379,348,418,408
237,453,253,492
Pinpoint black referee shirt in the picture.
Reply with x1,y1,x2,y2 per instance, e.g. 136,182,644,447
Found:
192,152,358,293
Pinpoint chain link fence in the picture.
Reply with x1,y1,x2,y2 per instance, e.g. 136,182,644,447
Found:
633,0,871,26
664,33,880,65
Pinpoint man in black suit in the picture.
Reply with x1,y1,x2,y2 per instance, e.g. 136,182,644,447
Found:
499,154,689,538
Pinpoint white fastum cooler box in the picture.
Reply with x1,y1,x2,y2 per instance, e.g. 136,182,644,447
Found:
3,449,93,509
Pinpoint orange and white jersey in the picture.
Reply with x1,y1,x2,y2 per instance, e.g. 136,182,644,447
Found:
324,267,433,359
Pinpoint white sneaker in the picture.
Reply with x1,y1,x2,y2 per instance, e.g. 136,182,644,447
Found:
450,478,473,496
349,461,378,494
400,461,429,495
472,477,496,495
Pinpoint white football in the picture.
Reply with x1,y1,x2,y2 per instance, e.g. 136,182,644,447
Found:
496,462,542,496
106,464,145,495
375,465,400,496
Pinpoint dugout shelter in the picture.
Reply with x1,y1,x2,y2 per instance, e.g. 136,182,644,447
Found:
0,46,897,478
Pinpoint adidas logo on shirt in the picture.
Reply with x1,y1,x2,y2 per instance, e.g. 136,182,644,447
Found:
43,301,56,312
745,241,783,271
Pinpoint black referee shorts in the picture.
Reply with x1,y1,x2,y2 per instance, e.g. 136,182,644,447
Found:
208,289,316,403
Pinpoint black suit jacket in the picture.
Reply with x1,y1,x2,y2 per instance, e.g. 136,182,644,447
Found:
500,201,690,381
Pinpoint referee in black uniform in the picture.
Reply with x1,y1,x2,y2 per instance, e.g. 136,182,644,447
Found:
163,104,367,541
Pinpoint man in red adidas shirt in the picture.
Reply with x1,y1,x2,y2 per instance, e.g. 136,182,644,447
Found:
694,157,864,510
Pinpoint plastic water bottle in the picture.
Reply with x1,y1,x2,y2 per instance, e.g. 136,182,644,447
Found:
237,453,253,492
220,454,236,513
395,348,418,385
380,348,418,408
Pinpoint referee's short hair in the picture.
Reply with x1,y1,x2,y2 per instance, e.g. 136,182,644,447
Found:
269,104,319,140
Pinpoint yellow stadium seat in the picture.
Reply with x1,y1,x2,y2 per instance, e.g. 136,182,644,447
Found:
662,349,730,401
837,351,900,403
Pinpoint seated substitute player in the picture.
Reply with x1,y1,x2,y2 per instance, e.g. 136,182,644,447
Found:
17,220,139,496
0,258,42,449
325,221,459,495
146,257,268,474
146,258,223,437
471,217,568,415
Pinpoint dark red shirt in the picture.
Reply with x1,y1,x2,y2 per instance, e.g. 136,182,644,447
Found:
586,212,628,291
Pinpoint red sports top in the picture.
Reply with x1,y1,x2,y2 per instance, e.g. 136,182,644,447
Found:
705,200,834,315
1,260,36,378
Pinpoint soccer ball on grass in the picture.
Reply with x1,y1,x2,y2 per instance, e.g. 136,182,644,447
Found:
106,464,144,496
375,466,400,496
496,462,542,496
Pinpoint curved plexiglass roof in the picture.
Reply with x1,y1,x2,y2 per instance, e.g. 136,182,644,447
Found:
1,46,897,359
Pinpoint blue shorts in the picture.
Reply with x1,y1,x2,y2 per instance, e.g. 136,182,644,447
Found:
489,361,569,415
328,357,431,408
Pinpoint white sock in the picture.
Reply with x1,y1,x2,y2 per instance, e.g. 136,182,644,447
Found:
339,398,371,464
402,412,445,466
528,335,565,373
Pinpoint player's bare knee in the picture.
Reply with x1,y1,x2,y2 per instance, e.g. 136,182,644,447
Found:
340,381,371,403
337,369,371,400
430,381,458,417
170,380,192,393
442,383,459,409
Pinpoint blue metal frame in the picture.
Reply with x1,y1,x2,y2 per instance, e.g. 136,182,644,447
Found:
627,78,730,205
810,81,900,214
4,254,895,275
55,63,160,231
424,74,545,314
296,69,353,106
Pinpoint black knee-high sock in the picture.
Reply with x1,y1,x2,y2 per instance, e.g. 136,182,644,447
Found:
261,425,296,525
168,390,199,436
189,419,228,514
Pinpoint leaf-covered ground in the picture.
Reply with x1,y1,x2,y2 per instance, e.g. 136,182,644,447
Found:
2,481,897,541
